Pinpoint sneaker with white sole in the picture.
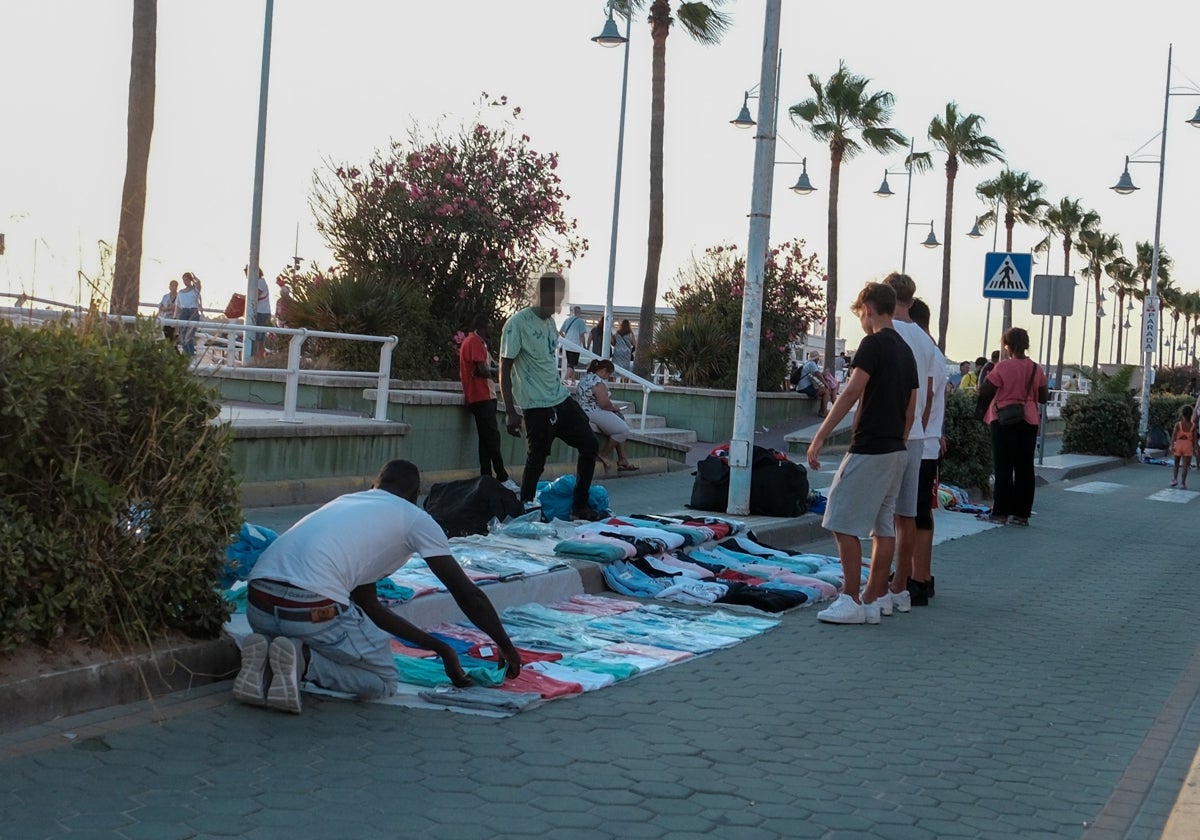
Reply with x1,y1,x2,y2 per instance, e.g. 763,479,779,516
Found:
876,591,893,617
500,478,520,493
232,633,270,706
862,599,881,624
817,594,866,625
890,589,912,613
266,636,304,714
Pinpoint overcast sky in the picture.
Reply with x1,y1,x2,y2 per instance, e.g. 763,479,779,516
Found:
2,0,1198,365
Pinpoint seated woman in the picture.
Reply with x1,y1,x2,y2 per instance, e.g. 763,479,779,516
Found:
576,359,639,472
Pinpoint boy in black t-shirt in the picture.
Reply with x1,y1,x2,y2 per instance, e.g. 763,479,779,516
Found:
806,282,918,625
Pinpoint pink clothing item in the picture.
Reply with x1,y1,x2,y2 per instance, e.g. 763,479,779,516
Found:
983,357,1046,426
556,594,641,617
496,669,582,699
604,642,694,664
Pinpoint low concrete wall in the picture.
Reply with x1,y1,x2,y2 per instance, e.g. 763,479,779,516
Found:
608,383,819,443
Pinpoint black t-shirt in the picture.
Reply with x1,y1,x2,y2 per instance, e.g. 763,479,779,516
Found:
849,327,918,455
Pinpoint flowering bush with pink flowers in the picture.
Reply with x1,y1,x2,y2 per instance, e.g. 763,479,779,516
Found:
306,95,587,377
656,240,826,390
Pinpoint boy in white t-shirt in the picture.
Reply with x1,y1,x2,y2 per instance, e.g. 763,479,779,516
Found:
233,460,523,714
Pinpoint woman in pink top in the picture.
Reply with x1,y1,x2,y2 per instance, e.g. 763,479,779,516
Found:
975,327,1049,526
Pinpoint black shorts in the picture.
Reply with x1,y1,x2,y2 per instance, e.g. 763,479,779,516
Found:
565,351,580,366
915,458,939,530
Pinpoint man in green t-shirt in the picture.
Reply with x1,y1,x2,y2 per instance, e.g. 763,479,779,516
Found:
500,272,604,521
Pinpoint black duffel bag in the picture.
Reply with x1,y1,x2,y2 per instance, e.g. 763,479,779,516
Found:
688,455,731,512
423,476,523,538
749,448,809,517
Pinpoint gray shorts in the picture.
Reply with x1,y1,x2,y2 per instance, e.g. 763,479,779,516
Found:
821,450,909,539
894,438,925,518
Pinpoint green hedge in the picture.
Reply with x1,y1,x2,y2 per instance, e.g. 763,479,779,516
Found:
0,317,239,652
1061,393,1139,458
941,390,992,496
1149,394,1194,433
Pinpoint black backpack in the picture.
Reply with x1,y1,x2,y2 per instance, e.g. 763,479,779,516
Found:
688,455,731,512
423,476,523,538
749,448,809,517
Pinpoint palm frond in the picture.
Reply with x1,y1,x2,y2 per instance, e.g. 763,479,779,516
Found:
676,2,733,44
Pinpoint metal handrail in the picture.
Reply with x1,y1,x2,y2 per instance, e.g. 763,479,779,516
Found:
2,297,397,424
557,336,663,431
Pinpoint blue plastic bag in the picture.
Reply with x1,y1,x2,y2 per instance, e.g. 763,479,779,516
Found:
535,475,611,521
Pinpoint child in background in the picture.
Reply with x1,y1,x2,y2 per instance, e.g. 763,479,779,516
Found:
1171,405,1194,489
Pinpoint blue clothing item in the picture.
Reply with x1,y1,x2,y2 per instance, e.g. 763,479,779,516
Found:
603,561,670,598
393,655,507,688
375,579,415,603
430,632,475,654
536,476,611,521
221,522,279,589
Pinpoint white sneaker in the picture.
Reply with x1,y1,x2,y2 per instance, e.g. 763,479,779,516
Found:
232,633,270,706
817,594,866,625
875,591,893,617
891,590,911,613
500,478,520,493
266,637,304,714
863,599,881,625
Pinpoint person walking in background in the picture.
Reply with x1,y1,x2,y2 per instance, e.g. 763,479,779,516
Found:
907,298,947,605
612,319,636,372
576,359,639,473
500,272,604,522
275,281,293,328
174,271,203,357
558,305,587,383
459,314,519,493
1170,405,1193,489
975,328,1049,526
245,265,271,360
589,315,606,358
958,361,978,391
980,350,1000,384
806,282,917,626
158,279,178,344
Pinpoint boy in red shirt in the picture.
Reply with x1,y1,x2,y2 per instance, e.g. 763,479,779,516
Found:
459,314,519,492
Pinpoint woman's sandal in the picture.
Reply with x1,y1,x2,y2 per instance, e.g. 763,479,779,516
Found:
617,463,639,472
976,513,1007,524
596,457,611,473
1008,516,1030,526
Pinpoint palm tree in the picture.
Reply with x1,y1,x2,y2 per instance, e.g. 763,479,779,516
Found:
976,170,1048,333
1043,198,1100,387
926,103,1004,351
1076,229,1122,376
1133,240,1173,297
111,0,157,316
1106,256,1139,364
621,0,732,377
1160,282,1182,367
1181,290,1200,367
789,61,906,371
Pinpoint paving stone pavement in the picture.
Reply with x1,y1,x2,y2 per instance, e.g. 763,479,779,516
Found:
1,459,1198,839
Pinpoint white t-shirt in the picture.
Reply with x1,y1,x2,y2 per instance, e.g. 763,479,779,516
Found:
560,314,587,347
256,276,272,315
923,342,949,459
249,489,451,604
892,318,939,440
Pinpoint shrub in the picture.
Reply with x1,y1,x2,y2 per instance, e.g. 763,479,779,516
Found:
1150,364,1199,396
941,390,993,496
1061,392,1139,457
1149,394,1194,434
310,94,587,378
0,317,239,652
657,240,826,390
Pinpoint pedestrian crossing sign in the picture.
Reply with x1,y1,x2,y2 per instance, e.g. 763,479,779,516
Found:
983,252,1033,300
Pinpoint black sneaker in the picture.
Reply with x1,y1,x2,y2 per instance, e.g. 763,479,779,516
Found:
571,505,606,522
906,578,930,607
928,575,935,598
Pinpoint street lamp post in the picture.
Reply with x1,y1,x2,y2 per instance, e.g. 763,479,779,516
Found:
244,0,274,365
726,0,782,516
593,1,632,361
1109,43,1200,444
874,139,938,273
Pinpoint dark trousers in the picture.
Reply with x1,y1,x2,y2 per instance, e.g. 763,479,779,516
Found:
991,421,1038,518
521,397,600,508
467,399,508,482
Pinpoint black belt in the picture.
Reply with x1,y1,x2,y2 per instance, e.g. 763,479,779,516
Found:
247,584,345,623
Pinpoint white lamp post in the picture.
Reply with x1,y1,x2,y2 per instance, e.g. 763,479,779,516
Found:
593,1,631,361
1109,43,1199,444
726,0,782,516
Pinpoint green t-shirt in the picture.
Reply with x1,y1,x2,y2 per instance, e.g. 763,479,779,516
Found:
500,307,570,409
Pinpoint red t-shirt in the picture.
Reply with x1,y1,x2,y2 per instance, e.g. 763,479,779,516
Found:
459,332,495,405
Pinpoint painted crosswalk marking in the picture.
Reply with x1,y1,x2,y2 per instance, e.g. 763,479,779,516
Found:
1065,481,1124,495
1147,488,1197,503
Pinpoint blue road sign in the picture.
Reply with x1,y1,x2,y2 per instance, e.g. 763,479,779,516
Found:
983,252,1033,300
